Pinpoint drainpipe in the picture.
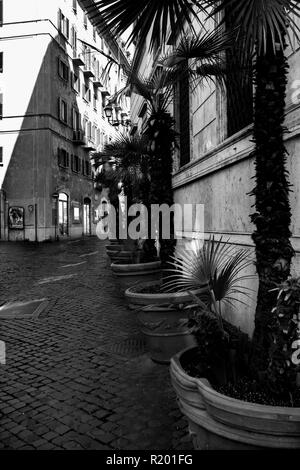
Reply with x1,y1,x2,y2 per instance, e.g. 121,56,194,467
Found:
34,203,38,242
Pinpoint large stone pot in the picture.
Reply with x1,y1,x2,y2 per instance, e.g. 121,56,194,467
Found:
170,347,300,450
111,260,162,293
125,280,202,310
138,306,196,364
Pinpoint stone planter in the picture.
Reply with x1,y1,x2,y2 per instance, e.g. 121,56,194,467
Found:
138,306,196,364
125,280,202,310
170,347,300,450
111,260,162,293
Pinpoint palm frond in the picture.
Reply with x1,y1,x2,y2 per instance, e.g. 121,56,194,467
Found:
91,0,206,53
160,27,236,68
206,0,300,55
163,236,254,312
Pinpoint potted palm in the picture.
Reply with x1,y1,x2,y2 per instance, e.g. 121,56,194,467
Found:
168,238,300,449
135,236,251,364
94,134,161,290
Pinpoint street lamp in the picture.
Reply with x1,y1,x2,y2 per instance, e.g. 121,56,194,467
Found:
104,104,113,120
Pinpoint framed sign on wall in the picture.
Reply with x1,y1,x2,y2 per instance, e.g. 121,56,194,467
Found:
8,206,24,230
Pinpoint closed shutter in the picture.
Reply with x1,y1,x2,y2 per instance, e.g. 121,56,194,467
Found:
179,66,190,167
57,147,61,166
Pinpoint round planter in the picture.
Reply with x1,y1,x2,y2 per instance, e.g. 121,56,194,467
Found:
105,244,124,252
108,239,123,245
111,260,161,292
125,280,202,310
107,250,136,263
170,347,300,450
138,306,196,364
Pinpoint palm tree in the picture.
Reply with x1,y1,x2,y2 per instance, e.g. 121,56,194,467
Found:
208,0,300,369
94,134,151,208
87,0,300,369
105,66,178,266
109,28,233,266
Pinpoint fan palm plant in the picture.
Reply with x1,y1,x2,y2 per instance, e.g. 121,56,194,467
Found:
164,237,253,330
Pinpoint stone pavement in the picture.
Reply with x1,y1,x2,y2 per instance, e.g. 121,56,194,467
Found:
0,237,192,450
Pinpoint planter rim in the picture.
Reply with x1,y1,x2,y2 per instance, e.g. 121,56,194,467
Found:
125,280,201,300
111,260,161,271
172,346,300,416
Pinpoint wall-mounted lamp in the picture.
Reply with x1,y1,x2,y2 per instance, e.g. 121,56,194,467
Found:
104,104,113,120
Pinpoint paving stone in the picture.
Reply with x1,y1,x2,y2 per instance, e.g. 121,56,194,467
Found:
0,238,191,450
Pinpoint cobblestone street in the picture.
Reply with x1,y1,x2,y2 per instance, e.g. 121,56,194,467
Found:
0,237,192,450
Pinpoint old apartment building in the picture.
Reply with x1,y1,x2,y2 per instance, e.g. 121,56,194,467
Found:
0,0,130,241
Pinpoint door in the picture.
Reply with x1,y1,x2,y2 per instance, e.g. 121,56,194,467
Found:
58,193,68,236
83,198,91,235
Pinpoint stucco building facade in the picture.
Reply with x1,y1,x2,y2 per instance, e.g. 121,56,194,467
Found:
130,13,300,336
0,0,129,242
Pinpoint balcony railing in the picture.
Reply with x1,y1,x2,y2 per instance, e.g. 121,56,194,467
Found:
82,136,96,151
83,62,95,79
72,51,85,67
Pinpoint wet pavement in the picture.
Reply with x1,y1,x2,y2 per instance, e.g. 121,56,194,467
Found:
0,237,192,450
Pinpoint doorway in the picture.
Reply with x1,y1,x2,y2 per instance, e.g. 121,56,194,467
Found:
58,193,68,236
83,197,91,236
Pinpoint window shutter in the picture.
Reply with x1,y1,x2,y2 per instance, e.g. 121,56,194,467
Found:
58,97,61,120
66,18,70,39
58,9,62,30
57,57,61,77
71,154,74,171
65,102,68,124
66,152,69,168
57,147,61,165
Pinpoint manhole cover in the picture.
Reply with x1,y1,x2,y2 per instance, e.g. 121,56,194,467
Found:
0,299,50,319
109,336,146,358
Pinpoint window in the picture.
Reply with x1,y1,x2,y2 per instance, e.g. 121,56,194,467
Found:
178,67,190,167
83,12,88,29
0,0,3,26
58,10,69,39
85,160,92,177
58,148,69,168
83,116,88,136
0,147,3,166
96,128,101,147
58,58,69,81
91,125,97,143
87,121,92,140
71,108,80,130
84,46,92,70
58,98,68,123
83,83,91,102
71,26,77,56
73,206,80,222
225,8,253,137
71,155,80,173
93,92,97,110
0,91,2,120
72,0,77,14
0,52,3,73
71,72,80,93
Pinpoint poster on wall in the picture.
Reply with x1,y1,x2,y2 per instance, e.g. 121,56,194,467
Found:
8,207,24,230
